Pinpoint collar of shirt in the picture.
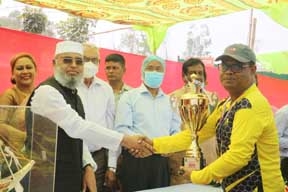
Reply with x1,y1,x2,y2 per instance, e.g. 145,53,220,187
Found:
121,84,132,93
228,83,257,108
116,83,132,96
139,83,165,98
80,77,107,88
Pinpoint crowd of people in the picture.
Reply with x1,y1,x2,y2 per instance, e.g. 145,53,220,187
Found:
0,41,286,192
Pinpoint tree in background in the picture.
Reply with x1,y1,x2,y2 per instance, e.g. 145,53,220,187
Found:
43,20,56,37
0,10,22,30
119,29,151,56
183,24,212,59
56,15,91,43
22,6,47,34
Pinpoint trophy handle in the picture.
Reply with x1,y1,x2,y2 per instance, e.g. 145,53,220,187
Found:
195,135,206,169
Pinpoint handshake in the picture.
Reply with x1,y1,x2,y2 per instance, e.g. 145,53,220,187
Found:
121,135,154,158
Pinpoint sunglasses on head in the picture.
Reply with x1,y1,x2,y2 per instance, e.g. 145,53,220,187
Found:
218,62,251,73
61,57,83,65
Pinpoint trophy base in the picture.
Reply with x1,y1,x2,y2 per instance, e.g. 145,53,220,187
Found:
183,156,200,170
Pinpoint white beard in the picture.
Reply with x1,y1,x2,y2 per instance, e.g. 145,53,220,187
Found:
54,66,83,89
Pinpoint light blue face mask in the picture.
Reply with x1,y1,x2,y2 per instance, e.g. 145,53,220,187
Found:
144,71,164,88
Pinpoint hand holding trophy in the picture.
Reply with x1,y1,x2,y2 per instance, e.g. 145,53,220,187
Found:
171,74,209,172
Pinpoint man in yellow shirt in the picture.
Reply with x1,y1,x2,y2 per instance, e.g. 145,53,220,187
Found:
152,44,284,191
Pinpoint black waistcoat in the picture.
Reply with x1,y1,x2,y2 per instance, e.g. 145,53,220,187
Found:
26,77,84,192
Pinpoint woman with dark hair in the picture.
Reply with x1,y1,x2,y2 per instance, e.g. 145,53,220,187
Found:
0,52,37,106
0,53,37,191
0,52,37,149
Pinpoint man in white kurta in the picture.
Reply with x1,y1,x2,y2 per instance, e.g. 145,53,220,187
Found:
29,41,154,192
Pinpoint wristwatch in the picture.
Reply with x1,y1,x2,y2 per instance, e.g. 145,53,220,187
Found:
108,167,116,173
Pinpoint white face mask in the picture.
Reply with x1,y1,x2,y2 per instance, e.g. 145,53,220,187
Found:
83,61,98,78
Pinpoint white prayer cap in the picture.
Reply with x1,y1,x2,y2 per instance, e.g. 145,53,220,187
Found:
55,41,83,56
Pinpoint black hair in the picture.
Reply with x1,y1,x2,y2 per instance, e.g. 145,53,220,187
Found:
10,52,37,84
182,58,207,81
105,53,125,68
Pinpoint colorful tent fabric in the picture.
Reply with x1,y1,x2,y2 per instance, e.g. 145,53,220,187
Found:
13,0,288,74
262,2,288,28
16,0,282,27
257,51,288,74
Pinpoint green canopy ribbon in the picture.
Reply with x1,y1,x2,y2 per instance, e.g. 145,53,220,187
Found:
257,51,288,74
262,2,288,29
133,24,170,54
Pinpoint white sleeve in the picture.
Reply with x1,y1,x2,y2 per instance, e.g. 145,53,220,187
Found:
108,146,121,168
106,87,119,167
83,142,97,171
30,85,123,151
106,87,116,130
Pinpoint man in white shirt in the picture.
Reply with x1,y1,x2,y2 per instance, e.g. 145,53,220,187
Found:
77,43,116,192
27,41,153,192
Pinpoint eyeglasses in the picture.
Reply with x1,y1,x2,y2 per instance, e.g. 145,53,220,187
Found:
60,57,83,65
84,56,99,64
218,62,250,73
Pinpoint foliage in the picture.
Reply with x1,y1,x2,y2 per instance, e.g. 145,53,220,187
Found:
56,15,90,43
119,29,151,56
42,20,56,37
0,10,22,30
22,6,47,34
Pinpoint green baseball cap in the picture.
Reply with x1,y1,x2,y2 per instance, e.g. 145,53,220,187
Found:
216,43,256,63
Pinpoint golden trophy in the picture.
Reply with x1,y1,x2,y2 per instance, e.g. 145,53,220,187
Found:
176,74,209,170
